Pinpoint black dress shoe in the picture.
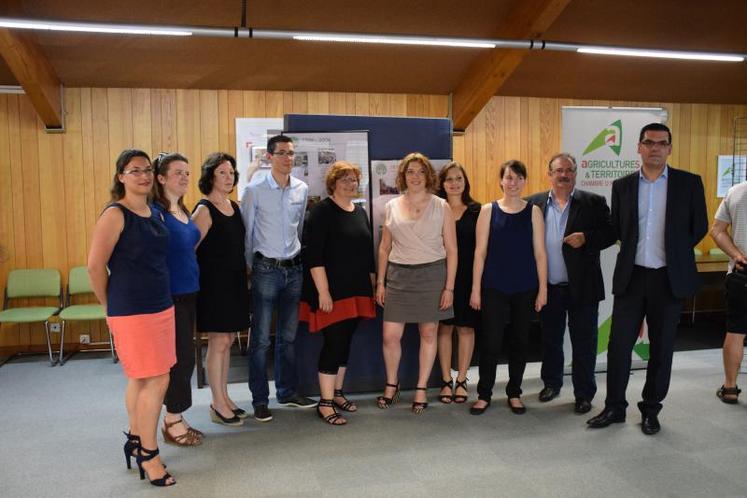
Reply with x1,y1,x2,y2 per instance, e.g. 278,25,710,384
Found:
538,387,560,402
641,414,660,435
574,399,592,414
586,408,625,428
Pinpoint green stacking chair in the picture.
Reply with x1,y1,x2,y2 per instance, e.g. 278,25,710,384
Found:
0,269,62,366
58,266,115,365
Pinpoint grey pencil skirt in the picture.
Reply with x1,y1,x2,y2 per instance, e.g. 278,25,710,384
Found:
383,259,454,323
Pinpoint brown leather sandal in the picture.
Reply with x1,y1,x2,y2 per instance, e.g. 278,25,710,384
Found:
162,418,203,446
717,385,741,404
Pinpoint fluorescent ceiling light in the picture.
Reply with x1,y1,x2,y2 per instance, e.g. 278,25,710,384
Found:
0,19,192,36
292,34,496,49
577,47,743,62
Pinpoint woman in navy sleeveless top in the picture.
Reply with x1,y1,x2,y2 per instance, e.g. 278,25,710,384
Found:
88,149,176,486
469,160,548,416
152,153,203,446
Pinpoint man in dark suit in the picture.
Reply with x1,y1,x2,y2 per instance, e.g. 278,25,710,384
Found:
528,153,616,414
587,123,708,435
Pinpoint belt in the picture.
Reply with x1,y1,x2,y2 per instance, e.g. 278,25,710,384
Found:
254,252,301,268
549,282,569,287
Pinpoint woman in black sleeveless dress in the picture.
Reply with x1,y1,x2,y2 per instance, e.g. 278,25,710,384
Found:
192,153,250,427
436,162,480,405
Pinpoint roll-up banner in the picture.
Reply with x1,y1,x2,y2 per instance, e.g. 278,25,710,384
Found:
561,106,667,368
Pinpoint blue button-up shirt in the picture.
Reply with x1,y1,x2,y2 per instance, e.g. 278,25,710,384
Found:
240,171,308,266
545,190,573,284
635,166,668,269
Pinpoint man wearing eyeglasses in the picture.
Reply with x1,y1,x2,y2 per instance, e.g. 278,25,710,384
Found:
587,123,708,435
527,153,615,415
241,135,316,423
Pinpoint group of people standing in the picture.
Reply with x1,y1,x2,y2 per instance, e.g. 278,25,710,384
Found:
88,122,714,487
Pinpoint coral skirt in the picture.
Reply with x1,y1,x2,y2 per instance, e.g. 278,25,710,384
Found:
107,306,176,379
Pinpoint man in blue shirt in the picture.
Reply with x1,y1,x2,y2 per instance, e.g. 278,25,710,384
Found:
527,153,615,414
587,123,708,435
241,135,315,422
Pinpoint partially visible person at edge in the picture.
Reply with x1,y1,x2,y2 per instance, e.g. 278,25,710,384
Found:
192,152,251,427
435,162,480,405
527,153,615,414
710,180,747,405
299,161,377,425
470,159,548,416
151,152,204,445
88,149,176,486
376,152,457,414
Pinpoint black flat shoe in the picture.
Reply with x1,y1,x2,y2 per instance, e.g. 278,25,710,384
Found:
334,389,357,412
317,398,346,426
507,397,526,414
469,399,490,415
587,408,625,428
641,414,660,435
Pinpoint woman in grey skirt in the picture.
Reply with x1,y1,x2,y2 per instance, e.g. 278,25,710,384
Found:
375,152,457,413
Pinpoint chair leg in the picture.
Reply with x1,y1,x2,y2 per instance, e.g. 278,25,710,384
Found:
58,320,65,365
108,325,117,363
44,320,58,367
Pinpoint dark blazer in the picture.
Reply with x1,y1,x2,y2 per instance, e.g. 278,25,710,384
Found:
528,189,616,305
610,166,708,299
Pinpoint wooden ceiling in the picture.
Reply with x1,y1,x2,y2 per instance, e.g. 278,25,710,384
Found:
1,0,746,105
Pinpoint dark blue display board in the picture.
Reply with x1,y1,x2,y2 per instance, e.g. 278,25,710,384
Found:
285,114,453,397
285,114,452,160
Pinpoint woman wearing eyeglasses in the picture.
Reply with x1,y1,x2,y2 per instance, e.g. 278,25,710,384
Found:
88,149,176,486
192,153,251,427
376,152,457,414
151,153,204,447
299,161,377,425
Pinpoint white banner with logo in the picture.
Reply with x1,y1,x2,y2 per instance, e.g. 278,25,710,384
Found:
561,106,667,366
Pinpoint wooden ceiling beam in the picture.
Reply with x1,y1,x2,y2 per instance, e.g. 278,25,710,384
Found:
451,0,571,131
0,29,63,130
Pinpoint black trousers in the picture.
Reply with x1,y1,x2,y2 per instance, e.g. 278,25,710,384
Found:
164,293,196,413
477,288,536,401
540,284,599,401
318,318,360,375
605,266,682,416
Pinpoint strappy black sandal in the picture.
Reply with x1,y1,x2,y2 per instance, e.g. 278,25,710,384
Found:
123,431,140,470
412,386,429,414
333,389,358,412
136,446,175,487
717,385,741,404
317,398,346,425
453,378,469,404
439,378,454,404
377,382,400,409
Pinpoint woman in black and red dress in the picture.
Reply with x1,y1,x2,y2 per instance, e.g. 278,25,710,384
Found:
299,161,376,425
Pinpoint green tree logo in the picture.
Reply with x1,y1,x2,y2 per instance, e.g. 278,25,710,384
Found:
583,120,623,156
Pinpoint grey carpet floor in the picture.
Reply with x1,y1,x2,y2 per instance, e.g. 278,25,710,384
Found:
1,349,746,498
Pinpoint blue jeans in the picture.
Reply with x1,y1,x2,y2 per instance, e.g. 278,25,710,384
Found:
539,284,599,401
248,260,303,407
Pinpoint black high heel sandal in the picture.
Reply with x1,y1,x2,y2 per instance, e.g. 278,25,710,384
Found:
453,378,469,404
123,431,140,470
377,382,400,409
333,389,357,412
317,398,347,425
412,386,429,414
438,378,454,404
136,446,176,487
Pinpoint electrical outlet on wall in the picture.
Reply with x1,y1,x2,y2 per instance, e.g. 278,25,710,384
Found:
79,334,90,344
49,323,61,333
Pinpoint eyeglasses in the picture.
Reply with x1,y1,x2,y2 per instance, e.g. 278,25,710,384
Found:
272,150,296,157
640,140,670,148
122,167,154,177
551,168,576,175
